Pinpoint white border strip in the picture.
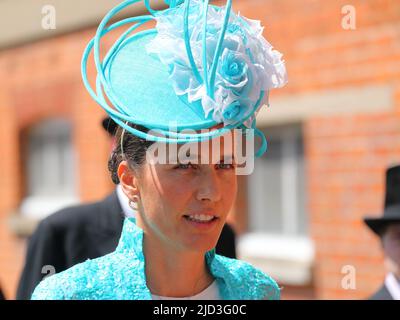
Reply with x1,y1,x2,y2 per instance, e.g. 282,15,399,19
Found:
258,84,394,126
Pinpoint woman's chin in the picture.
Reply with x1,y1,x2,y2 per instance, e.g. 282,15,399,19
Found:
182,236,218,254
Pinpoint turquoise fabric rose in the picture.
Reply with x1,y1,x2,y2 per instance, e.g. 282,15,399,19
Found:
222,101,241,121
219,50,248,88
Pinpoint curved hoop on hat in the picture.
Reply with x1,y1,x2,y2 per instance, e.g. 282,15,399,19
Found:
82,0,253,135
254,127,268,158
144,0,184,16
108,91,267,148
209,0,232,99
143,0,158,16
184,0,203,84
202,0,210,94
81,11,218,132
81,0,269,158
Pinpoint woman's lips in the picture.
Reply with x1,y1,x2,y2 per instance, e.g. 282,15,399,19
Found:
183,214,217,222
182,214,219,230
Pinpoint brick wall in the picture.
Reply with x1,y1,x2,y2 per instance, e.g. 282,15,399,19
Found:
0,30,116,298
0,0,399,299
306,111,400,299
0,87,25,300
231,0,400,298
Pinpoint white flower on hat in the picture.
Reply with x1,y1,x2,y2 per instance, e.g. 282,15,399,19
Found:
146,0,287,127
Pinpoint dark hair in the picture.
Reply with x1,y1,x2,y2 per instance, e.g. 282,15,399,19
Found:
108,124,155,184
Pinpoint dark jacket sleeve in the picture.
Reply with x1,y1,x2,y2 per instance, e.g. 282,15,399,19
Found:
0,286,5,300
368,284,393,300
216,224,237,259
16,218,66,300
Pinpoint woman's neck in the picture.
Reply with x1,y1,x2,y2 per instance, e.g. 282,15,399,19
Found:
142,232,214,297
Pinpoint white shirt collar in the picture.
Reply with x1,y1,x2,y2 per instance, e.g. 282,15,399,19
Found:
151,280,219,300
385,272,400,300
116,184,135,218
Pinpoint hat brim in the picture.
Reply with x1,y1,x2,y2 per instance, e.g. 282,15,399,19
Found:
364,216,400,235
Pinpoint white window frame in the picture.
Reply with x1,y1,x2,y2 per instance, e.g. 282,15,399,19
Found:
238,125,315,285
20,119,79,220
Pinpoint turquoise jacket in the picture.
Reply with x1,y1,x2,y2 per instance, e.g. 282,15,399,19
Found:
31,217,280,300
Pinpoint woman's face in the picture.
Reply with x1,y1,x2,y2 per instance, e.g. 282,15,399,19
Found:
128,129,238,254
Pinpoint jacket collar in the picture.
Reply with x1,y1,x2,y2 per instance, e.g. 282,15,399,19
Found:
385,273,400,300
115,217,232,299
116,217,217,265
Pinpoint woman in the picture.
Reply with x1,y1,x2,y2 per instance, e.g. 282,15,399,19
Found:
32,0,287,300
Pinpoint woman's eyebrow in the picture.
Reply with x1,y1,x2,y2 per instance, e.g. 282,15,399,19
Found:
171,153,236,164
168,153,199,163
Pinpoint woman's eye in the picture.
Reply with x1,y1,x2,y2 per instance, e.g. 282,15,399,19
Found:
175,162,235,170
217,163,235,170
176,162,196,169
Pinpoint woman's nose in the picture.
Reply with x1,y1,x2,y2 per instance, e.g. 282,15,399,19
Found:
196,168,222,203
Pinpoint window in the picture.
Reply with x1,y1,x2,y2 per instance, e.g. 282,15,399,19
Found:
248,124,307,236
238,124,314,285
20,119,79,219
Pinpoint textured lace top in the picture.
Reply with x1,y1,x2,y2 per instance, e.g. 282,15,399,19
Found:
31,217,280,300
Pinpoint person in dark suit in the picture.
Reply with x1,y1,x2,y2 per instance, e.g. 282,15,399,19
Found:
0,286,5,300
364,165,400,300
16,117,237,300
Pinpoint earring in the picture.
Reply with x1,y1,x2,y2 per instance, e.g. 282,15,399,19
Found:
129,195,140,211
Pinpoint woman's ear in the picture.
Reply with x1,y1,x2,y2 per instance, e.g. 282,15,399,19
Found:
118,160,140,200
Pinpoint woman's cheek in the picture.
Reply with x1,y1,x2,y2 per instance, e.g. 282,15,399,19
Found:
162,176,194,209
222,174,238,206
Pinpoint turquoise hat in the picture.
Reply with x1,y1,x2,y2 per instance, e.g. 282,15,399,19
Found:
82,0,287,157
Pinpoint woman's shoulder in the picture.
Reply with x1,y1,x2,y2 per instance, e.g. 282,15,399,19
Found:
212,254,280,300
31,251,143,300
